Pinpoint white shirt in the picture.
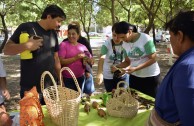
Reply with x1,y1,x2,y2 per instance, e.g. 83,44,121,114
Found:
122,33,160,77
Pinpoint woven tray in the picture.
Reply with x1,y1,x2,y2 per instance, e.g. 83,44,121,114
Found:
106,81,139,118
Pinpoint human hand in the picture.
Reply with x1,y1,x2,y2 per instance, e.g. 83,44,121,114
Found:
26,36,43,51
87,58,95,65
2,89,10,100
110,65,118,73
126,66,136,74
118,70,126,77
76,53,85,59
95,73,103,85
0,105,6,113
85,72,90,79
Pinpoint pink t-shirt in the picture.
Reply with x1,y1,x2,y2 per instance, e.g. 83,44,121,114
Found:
58,41,92,78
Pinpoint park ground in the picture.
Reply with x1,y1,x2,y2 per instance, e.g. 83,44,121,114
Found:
1,42,174,111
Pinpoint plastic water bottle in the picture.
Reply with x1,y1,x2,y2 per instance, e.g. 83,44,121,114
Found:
19,32,33,59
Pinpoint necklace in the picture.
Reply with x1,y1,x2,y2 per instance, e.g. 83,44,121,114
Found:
129,42,135,50
128,33,139,49
111,40,123,64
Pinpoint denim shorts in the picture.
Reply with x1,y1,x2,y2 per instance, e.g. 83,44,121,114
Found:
83,74,95,94
0,90,4,104
0,57,6,77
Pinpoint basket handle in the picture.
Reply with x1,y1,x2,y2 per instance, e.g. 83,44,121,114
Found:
59,67,81,94
40,71,59,101
117,81,129,89
116,81,133,96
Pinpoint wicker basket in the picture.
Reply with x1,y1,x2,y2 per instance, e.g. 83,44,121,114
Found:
41,67,81,126
106,81,139,118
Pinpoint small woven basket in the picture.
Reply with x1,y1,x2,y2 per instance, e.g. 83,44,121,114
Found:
41,67,81,126
106,81,139,118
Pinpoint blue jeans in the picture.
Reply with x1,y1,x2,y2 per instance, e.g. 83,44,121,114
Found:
63,75,85,93
104,74,129,92
83,73,95,95
0,90,4,105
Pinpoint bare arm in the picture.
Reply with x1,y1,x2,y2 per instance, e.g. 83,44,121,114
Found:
0,78,6,90
3,37,43,55
54,52,61,79
95,55,105,85
127,53,157,74
111,56,130,73
3,40,28,55
116,56,131,68
0,77,10,100
59,53,85,66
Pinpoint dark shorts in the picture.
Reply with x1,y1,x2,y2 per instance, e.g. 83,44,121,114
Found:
63,75,85,93
130,74,160,98
20,75,58,105
104,74,130,92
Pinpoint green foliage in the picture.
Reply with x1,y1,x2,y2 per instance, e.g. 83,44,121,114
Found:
1,0,194,34
95,9,112,26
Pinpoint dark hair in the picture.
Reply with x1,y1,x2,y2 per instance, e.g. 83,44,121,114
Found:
115,21,137,34
165,11,194,42
112,22,119,32
41,4,66,20
131,24,138,33
70,21,81,35
68,24,80,35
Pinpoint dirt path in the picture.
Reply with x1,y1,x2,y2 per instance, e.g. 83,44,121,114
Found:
2,42,173,111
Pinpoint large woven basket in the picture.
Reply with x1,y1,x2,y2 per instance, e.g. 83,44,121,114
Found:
106,81,139,118
41,67,81,126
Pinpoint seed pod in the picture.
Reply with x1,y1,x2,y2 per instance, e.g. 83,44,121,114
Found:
111,89,115,97
97,108,107,119
119,89,125,95
86,96,91,102
84,102,91,114
92,101,99,109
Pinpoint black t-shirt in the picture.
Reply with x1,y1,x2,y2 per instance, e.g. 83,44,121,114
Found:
10,22,59,92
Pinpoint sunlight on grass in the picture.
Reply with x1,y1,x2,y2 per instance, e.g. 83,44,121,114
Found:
10,73,20,78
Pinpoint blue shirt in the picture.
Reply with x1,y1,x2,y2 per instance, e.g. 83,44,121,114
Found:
155,47,194,126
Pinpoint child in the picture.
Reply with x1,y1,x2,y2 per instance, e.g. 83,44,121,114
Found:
96,22,130,92
0,56,12,126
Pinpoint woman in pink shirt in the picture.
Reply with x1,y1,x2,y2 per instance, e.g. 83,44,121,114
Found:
58,24,93,92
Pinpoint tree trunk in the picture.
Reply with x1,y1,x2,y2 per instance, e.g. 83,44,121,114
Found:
144,17,154,34
0,14,8,53
111,0,115,25
152,24,156,45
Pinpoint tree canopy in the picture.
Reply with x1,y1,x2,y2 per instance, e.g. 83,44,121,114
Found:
0,0,194,52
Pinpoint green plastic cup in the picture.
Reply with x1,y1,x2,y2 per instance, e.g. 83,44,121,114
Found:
103,93,109,106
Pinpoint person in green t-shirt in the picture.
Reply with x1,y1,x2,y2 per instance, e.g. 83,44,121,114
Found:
96,22,130,92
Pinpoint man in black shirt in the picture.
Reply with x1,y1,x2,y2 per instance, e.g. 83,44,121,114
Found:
3,4,66,105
